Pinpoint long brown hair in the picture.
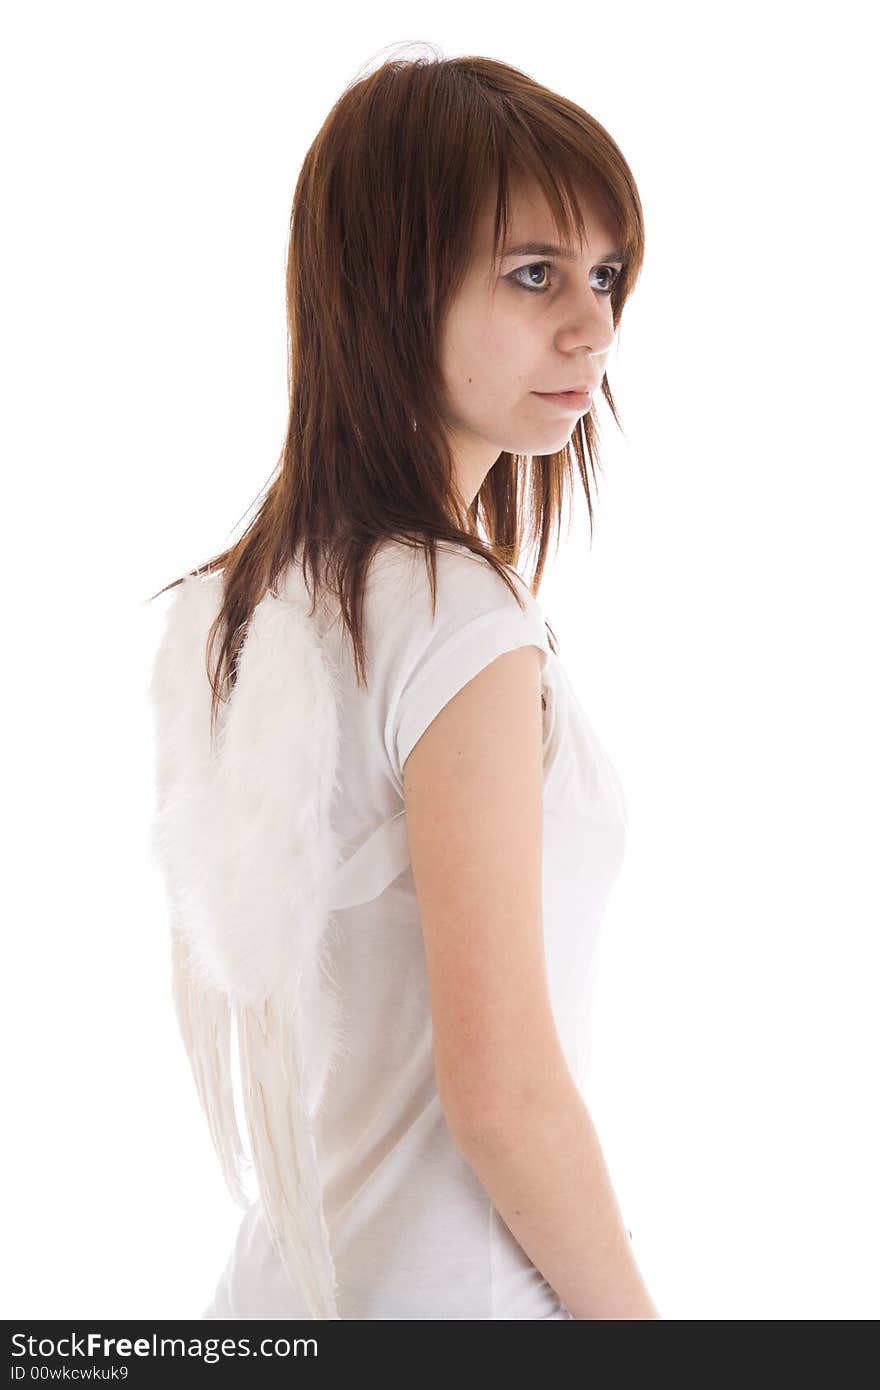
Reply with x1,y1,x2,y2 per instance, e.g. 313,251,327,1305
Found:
148,47,645,741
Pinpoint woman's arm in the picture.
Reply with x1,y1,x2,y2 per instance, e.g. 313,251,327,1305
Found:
403,643,659,1320
449,1068,659,1319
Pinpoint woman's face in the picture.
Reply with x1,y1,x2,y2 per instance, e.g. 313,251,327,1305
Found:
437,176,622,506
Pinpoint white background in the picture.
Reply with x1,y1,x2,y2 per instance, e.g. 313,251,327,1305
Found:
2,1,877,1321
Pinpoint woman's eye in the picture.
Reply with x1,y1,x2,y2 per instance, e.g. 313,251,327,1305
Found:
592,265,620,294
508,261,621,296
511,261,553,291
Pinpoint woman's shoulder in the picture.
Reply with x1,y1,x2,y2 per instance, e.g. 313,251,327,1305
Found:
366,535,541,621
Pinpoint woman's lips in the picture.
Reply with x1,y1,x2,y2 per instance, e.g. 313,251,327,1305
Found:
533,388,593,411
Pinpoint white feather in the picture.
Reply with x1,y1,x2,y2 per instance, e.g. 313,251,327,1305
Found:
148,565,348,1319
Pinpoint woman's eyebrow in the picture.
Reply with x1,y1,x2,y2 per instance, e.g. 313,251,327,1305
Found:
500,240,626,263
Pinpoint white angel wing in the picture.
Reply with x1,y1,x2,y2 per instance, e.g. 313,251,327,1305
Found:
148,565,347,1320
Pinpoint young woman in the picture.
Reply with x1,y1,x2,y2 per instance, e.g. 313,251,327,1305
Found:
150,49,658,1321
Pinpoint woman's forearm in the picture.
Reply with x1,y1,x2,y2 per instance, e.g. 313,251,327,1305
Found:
450,1074,660,1320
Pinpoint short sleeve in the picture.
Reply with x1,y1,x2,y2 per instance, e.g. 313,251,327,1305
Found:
376,543,551,786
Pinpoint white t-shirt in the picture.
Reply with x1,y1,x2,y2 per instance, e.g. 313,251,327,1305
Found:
201,538,629,1320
